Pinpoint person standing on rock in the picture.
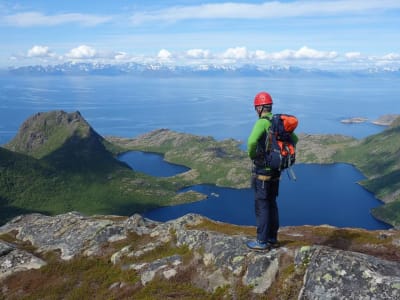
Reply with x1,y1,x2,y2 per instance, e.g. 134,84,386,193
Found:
246,91,298,250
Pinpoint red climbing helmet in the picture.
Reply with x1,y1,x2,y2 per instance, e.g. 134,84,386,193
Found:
254,91,273,107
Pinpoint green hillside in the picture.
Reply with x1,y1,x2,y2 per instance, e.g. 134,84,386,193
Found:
0,111,202,225
2,110,400,228
108,129,251,189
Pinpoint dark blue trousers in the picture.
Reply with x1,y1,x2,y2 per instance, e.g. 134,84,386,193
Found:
254,178,280,243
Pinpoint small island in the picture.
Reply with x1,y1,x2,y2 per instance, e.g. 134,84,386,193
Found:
340,117,368,124
340,114,400,126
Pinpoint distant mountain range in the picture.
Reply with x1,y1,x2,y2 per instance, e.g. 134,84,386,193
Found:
5,62,400,77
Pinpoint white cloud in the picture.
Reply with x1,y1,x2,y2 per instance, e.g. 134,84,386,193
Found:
2,11,112,27
253,50,269,60
66,45,97,59
131,0,400,24
253,46,338,61
157,49,172,60
222,47,249,59
345,52,362,59
293,46,338,59
186,49,211,59
27,45,54,58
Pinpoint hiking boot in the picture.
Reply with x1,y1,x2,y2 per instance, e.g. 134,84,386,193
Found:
246,240,269,250
267,241,280,249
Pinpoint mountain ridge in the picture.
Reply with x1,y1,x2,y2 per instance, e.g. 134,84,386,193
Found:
6,62,400,77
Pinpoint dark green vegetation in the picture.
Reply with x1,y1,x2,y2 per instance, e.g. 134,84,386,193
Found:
0,111,203,225
1,110,400,227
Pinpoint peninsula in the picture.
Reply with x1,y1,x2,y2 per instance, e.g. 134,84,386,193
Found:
1,111,400,228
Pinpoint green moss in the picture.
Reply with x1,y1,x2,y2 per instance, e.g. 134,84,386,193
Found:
135,280,210,299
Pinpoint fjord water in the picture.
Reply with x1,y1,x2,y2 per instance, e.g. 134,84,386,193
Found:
120,151,390,230
118,151,190,177
1,75,398,229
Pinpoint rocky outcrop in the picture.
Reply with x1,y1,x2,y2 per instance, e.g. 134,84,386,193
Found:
297,246,400,299
0,212,127,260
1,212,400,299
0,240,46,280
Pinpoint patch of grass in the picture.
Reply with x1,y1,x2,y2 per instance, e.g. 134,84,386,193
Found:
118,241,192,267
266,263,307,300
2,255,139,300
135,279,210,299
0,231,37,253
0,232,17,243
187,218,254,237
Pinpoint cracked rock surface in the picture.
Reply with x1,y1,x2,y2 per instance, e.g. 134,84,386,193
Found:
1,212,400,298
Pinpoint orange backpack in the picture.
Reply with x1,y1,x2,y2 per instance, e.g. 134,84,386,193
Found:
265,114,298,171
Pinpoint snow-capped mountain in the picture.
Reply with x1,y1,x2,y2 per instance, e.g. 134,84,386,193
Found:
6,62,400,77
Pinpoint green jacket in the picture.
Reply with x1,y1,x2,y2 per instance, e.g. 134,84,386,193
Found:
247,112,298,162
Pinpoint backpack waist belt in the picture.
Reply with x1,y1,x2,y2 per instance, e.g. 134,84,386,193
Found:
256,175,271,181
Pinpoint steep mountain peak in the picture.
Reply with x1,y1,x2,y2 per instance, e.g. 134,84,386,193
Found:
6,110,94,159
3,110,121,174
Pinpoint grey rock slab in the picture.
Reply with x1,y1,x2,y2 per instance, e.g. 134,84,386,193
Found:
175,226,281,294
298,246,400,300
0,240,46,279
0,212,127,260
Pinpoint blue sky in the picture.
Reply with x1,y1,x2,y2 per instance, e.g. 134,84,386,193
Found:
1,0,399,69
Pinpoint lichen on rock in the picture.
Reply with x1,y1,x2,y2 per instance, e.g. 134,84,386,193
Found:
1,212,400,299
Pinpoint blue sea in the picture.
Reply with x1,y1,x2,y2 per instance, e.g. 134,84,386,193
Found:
1,75,398,145
1,74,399,229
